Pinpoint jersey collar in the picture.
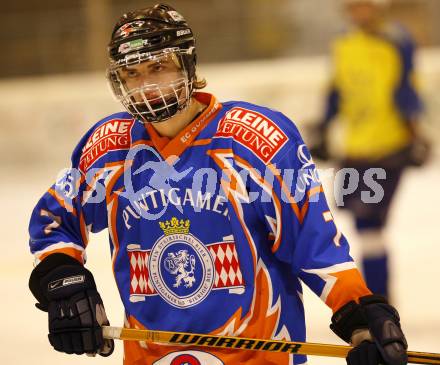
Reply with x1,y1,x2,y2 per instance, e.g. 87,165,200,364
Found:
145,92,222,159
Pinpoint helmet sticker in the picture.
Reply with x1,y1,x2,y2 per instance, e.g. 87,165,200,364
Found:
116,20,145,37
167,10,185,22
176,29,191,37
118,38,150,55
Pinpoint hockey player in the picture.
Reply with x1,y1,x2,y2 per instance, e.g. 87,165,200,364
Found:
28,4,408,365
311,0,429,298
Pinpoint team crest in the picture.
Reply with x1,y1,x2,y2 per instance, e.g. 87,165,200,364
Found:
140,217,214,308
128,218,245,308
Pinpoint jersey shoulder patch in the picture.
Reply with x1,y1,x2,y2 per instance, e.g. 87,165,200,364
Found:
214,103,290,164
72,112,135,173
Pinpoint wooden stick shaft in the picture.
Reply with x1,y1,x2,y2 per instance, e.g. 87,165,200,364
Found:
102,326,440,364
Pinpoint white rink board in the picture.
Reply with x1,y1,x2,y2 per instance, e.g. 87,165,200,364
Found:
1,48,439,167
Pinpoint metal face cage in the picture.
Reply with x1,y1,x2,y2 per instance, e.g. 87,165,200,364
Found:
107,47,194,123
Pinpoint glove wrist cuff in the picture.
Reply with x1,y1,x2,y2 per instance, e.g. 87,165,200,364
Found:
330,295,388,343
29,253,94,309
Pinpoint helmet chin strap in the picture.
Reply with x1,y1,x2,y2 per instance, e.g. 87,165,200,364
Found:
151,95,201,124
146,96,207,138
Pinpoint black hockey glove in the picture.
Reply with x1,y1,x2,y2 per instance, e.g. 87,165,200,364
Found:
29,253,114,356
408,137,431,167
331,295,407,365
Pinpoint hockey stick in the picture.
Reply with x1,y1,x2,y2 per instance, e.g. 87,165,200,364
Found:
102,326,440,365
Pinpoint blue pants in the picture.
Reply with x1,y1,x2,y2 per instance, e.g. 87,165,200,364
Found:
339,153,406,298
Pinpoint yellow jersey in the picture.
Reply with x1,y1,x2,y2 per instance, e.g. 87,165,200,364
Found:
324,24,422,160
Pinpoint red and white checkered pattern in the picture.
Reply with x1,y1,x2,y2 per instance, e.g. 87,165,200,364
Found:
128,250,157,295
209,242,244,288
128,241,244,297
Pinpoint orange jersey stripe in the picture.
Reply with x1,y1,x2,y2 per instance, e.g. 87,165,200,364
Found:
326,269,372,312
38,247,84,264
47,188,77,217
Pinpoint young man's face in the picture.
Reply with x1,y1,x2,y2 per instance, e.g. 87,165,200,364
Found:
118,53,185,104
346,2,381,29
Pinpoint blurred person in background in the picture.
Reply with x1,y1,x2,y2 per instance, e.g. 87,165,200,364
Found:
311,0,430,298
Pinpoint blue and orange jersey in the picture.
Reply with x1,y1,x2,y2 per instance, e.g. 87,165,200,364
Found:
29,92,371,365
323,23,423,160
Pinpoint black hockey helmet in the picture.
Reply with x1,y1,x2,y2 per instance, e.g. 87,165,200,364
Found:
108,4,197,81
107,4,200,123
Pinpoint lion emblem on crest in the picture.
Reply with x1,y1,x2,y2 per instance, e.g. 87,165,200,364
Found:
164,249,196,288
